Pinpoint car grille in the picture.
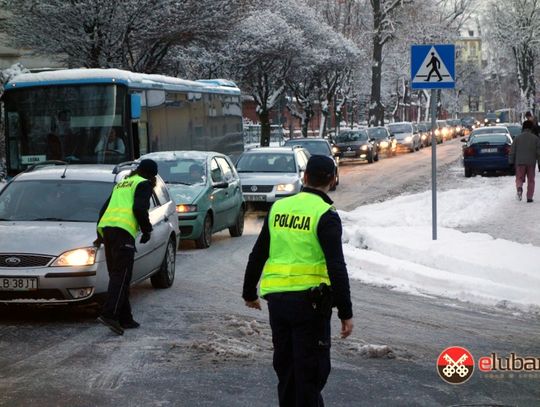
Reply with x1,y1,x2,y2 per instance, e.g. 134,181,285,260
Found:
242,185,273,193
0,254,54,268
0,289,65,301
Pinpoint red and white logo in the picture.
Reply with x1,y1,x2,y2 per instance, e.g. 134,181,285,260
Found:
437,346,475,384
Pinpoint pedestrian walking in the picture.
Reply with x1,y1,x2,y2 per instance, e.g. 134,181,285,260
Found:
509,120,540,202
524,111,540,136
242,155,353,407
94,159,157,335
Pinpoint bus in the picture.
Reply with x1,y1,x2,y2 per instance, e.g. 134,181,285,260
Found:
1,68,243,176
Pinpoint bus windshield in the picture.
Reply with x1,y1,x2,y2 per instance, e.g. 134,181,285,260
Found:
3,84,128,174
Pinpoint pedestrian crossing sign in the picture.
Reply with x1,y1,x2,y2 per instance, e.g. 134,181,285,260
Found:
411,44,455,89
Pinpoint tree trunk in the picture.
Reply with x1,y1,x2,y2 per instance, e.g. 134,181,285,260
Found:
369,0,384,126
258,109,271,147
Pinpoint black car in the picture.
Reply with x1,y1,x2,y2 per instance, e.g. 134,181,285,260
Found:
283,137,340,189
333,129,378,163
366,127,396,156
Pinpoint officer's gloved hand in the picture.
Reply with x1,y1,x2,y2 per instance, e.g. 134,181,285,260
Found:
140,232,151,244
93,236,103,247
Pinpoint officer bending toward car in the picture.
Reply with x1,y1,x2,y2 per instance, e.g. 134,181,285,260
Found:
94,159,157,335
242,155,353,407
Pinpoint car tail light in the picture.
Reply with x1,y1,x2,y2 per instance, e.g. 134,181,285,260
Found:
504,145,511,155
463,146,475,157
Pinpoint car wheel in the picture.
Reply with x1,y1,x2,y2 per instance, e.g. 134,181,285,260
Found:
229,206,245,237
151,237,176,289
464,167,473,178
195,213,213,249
367,150,374,163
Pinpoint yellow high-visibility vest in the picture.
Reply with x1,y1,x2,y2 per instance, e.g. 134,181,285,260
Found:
97,174,147,238
260,192,332,297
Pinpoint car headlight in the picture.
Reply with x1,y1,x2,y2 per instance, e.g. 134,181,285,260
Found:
332,146,339,154
456,126,461,131
435,129,440,135
52,247,97,267
484,118,488,123
496,118,500,123
380,141,388,148
176,204,197,213
361,145,369,151
276,183,295,192
404,136,412,142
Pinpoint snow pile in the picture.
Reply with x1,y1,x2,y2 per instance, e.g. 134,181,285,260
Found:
341,175,540,311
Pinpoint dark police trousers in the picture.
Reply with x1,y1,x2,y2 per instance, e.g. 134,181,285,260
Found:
102,227,136,323
267,291,331,407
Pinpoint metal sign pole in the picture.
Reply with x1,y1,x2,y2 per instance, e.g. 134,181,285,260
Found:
431,89,437,240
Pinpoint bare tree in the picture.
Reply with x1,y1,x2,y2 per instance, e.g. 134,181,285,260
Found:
4,0,250,73
485,0,540,111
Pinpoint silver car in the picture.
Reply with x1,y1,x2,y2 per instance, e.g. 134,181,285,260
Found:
236,147,310,205
387,122,421,152
0,163,179,303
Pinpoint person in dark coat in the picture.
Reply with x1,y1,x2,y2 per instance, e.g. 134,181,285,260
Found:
510,120,540,202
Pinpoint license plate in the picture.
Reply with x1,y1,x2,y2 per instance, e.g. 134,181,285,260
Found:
481,148,497,153
0,277,38,291
245,194,267,202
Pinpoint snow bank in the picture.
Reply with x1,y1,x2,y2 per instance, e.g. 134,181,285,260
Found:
341,175,540,311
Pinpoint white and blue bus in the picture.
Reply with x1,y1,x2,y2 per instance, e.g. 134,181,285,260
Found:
1,68,243,176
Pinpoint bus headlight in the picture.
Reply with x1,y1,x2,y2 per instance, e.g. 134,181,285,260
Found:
52,247,97,267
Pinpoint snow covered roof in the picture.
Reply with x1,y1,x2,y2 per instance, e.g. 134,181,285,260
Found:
4,68,241,95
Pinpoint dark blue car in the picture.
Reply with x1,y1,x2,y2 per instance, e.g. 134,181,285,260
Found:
462,133,513,177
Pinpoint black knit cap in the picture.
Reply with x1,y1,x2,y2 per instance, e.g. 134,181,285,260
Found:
138,159,158,177
306,155,336,177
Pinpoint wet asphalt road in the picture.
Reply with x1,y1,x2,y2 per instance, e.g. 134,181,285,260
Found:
1,139,539,406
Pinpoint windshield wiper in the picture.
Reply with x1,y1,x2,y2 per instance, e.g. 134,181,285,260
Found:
0,218,11,221
165,181,191,185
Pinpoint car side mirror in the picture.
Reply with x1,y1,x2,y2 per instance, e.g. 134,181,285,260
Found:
460,137,468,142
213,181,229,189
369,137,375,142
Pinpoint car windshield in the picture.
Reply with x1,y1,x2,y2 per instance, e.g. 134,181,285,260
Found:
0,180,113,222
367,128,388,139
470,134,510,144
236,153,296,173
283,140,331,155
387,124,412,133
336,131,368,142
471,127,509,136
154,158,207,185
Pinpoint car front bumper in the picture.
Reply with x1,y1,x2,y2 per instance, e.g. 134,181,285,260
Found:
0,262,108,303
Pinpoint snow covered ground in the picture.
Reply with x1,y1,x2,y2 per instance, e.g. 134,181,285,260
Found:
340,169,540,313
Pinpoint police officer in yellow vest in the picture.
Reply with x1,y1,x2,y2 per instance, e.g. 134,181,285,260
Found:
94,159,157,335
243,155,353,407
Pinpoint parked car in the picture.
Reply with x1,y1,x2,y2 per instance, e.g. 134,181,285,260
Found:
466,126,511,140
387,122,421,152
140,151,245,249
235,146,310,206
367,127,397,156
0,163,179,304
333,129,379,162
461,133,513,177
282,138,339,189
